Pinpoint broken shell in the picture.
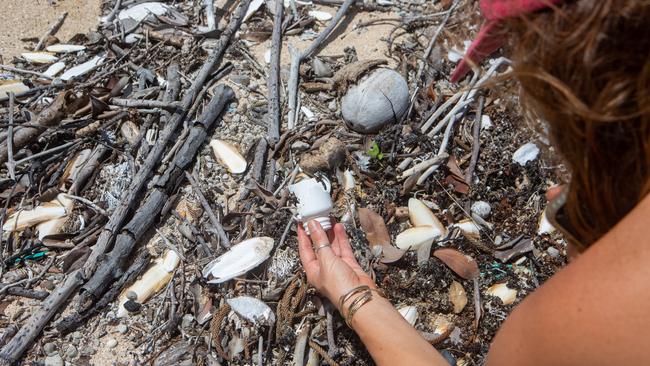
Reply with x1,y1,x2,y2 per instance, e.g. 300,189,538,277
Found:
21,52,58,64
311,57,333,78
226,296,276,326
337,169,355,191
395,226,438,250
202,237,274,284
486,283,517,305
453,219,481,242
433,248,479,280
118,2,171,21
209,139,247,174
537,210,556,235
449,280,468,314
120,121,140,146
512,142,540,166
117,250,180,317
397,306,419,326
3,194,73,232
0,80,30,98
308,10,333,21
341,68,409,134
45,44,86,53
43,62,66,78
470,201,491,218
408,198,447,237
61,55,105,81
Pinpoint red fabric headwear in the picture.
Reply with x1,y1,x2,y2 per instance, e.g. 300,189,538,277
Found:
450,0,565,83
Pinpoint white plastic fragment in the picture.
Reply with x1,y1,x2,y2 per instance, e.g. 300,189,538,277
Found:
486,283,517,305
21,52,58,64
60,56,105,81
43,62,66,78
300,106,315,121
202,237,274,284
0,81,30,98
244,0,265,22
118,2,170,21
397,306,419,326
45,44,86,53
308,10,333,21
537,210,556,235
117,250,181,317
512,142,540,166
481,115,493,130
227,296,276,325
264,49,272,64
209,139,248,174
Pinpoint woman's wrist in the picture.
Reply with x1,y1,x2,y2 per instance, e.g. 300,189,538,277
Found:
337,285,388,327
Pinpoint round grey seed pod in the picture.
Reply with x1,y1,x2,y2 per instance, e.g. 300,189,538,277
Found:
341,68,409,134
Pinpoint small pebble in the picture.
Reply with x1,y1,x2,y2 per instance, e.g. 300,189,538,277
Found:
80,346,95,356
107,338,118,349
116,324,128,334
181,314,195,329
328,100,337,112
41,280,55,291
126,291,137,301
123,300,141,313
44,355,64,366
471,201,491,218
65,345,78,359
546,247,560,258
43,342,57,356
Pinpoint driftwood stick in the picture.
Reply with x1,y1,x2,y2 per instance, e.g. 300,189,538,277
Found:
83,0,250,277
414,0,459,82
267,0,284,142
0,269,84,365
184,171,231,248
238,138,269,201
0,284,48,300
286,0,355,129
6,93,15,181
79,85,235,310
68,144,109,195
35,12,68,51
204,0,216,31
102,0,122,25
465,96,484,186
110,98,181,110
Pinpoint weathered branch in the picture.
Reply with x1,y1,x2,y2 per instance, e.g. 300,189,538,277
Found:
267,0,284,142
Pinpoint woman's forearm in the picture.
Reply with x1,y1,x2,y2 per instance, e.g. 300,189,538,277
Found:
349,296,449,366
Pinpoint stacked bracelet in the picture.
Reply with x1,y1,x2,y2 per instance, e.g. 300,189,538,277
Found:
338,285,386,328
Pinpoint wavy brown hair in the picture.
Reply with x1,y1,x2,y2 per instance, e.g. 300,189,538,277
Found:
507,0,650,250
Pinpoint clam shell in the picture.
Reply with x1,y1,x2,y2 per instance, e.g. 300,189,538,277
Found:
118,2,170,21
512,142,539,166
117,250,180,317
61,55,105,81
395,226,437,250
453,219,480,242
308,10,333,21
202,237,274,284
341,68,409,134
397,306,419,326
210,139,247,174
45,44,86,53
408,198,447,237
43,62,66,78
227,296,276,325
3,194,73,232
486,283,517,305
0,81,30,98
21,52,58,64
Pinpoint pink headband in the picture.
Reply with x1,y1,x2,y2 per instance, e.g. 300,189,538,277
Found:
450,0,565,83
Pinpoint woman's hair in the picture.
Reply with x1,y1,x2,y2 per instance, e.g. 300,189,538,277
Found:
507,0,650,250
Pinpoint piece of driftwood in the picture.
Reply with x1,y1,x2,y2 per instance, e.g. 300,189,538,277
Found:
237,137,268,201
466,96,484,186
184,171,231,248
267,0,284,142
83,0,250,277
78,85,235,310
0,284,48,300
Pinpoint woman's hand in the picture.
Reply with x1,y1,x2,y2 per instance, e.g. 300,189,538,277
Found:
297,220,376,311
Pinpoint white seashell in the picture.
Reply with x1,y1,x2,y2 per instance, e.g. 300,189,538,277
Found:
308,10,333,21
453,219,481,242
202,237,274,284
408,198,446,237
210,139,247,174
264,49,272,64
537,210,556,235
0,81,30,98
486,283,517,305
512,142,540,166
395,226,438,250
43,62,66,78
300,106,315,120
226,296,276,325
35,194,74,240
397,306,419,326
336,169,355,191
21,52,58,64
341,68,409,134
45,44,86,53
470,201,491,218
118,2,170,21
61,56,105,81
117,250,180,317
3,194,73,232
244,0,265,22
481,115,493,130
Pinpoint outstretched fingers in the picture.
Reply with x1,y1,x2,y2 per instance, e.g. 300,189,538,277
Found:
297,224,319,280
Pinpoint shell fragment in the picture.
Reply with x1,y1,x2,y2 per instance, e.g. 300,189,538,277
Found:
486,283,517,305
397,306,419,326
227,296,276,325
46,44,86,53
202,237,274,284
61,56,105,81
3,194,73,233
210,139,247,174
21,52,58,64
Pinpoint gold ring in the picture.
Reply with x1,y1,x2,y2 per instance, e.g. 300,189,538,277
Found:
314,243,331,252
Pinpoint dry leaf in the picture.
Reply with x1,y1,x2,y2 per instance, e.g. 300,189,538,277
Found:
358,208,405,263
433,248,479,280
449,280,468,314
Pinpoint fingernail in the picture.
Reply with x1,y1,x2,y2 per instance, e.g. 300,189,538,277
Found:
308,220,319,232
